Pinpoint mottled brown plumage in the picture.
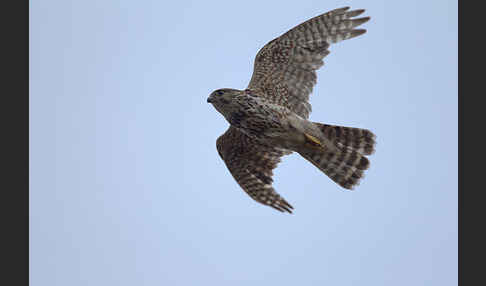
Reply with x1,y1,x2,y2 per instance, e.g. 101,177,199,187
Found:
208,7,375,213
216,127,293,213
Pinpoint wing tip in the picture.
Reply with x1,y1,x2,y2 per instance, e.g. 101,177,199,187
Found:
349,29,367,39
331,7,351,14
346,9,366,18
354,17,371,25
270,199,294,214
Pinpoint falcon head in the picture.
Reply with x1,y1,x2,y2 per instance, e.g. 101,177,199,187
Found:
207,88,241,117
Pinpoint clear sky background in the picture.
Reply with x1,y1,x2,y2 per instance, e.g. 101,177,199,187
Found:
30,0,457,285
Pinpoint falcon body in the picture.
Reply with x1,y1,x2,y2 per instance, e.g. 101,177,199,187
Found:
208,88,328,152
208,7,376,213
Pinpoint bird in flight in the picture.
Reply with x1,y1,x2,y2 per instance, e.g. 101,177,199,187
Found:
207,7,376,214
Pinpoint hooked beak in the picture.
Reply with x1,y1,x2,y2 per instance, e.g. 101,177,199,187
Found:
207,97,213,103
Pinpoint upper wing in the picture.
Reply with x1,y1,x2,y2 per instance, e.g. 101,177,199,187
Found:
247,7,370,118
216,126,293,213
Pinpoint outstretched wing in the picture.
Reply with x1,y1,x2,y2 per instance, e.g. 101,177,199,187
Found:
216,127,293,213
248,7,369,118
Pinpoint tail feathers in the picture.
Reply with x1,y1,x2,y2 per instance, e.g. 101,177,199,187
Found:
313,122,376,155
299,146,370,189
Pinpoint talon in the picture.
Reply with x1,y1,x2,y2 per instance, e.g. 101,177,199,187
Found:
305,133,323,147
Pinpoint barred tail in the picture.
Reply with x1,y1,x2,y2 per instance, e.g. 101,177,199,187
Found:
298,122,376,189
313,122,376,155
298,147,370,189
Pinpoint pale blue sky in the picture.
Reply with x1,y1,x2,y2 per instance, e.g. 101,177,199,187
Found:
30,1,457,285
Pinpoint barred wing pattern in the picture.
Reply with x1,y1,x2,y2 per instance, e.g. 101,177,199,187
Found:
216,127,293,213
248,7,369,118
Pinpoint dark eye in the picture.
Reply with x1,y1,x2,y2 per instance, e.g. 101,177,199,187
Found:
216,90,225,95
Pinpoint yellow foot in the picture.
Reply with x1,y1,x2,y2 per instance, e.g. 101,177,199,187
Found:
304,133,323,147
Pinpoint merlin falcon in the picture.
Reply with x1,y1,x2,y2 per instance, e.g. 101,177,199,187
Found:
207,7,376,213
